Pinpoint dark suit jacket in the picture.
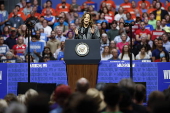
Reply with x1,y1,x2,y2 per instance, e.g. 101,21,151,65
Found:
75,26,100,39
153,9,168,20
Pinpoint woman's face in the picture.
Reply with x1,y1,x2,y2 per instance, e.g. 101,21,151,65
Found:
100,13,105,19
33,0,38,5
141,47,145,53
102,23,107,28
154,39,158,45
22,25,27,31
123,45,129,52
119,18,124,23
104,46,109,53
84,14,90,25
165,15,170,21
68,32,73,38
103,8,108,14
18,37,23,44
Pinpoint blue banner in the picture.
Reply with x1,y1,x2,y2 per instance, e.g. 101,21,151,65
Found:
7,61,67,95
97,61,158,100
30,41,44,53
0,63,7,98
157,63,170,91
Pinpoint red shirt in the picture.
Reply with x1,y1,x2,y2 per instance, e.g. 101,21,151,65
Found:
120,3,132,13
116,42,129,53
100,0,116,9
151,30,165,41
137,0,151,9
42,8,56,16
135,29,151,37
12,44,26,55
8,12,26,21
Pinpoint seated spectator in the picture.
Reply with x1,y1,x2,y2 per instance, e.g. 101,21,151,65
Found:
96,13,108,24
39,47,56,62
8,9,24,28
101,46,112,60
53,17,69,35
47,31,60,54
42,54,51,62
4,28,17,49
42,0,56,16
161,19,167,29
11,5,26,21
66,31,74,39
144,17,154,31
36,30,46,47
109,49,119,60
32,0,42,14
100,33,110,50
148,13,157,29
116,33,129,53
138,0,150,8
162,33,170,52
131,0,141,18
106,20,119,41
54,41,65,59
118,45,135,60
55,27,66,42
56,0,70,16
23,0,32,16
139,2,148,14
152,38,169,62
129,38,139,57
137,34,152,57
101,22,109,32
42,19,52,38
114,29,130,43
50,85,71,113
2,26,10,40
44,9,55,26
26,6,41,19
136,46,150,60
25,54,34,63
12,36,26,55
34,16,44,31
134,84,146,105
18,24,27,37
114,7,127,22
0,4,8,32
0,36,9,59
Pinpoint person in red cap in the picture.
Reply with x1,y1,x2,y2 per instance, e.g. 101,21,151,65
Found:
50,85,71,113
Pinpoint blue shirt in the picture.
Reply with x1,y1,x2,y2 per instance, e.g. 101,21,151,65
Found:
145,24,154,31
53,22,69,29
55,35,66,42
50,105,62,113
4,37,17,49
125,20,134,24
152,48,168,60
96,19,108,24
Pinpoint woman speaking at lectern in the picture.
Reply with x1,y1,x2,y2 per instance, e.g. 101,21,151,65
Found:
75,12,100,39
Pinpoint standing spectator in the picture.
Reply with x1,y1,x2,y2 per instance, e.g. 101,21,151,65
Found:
106,20,119,41
118,45,135,60
100,0,116,10
4,28,17,49
139,2,148,14
2,26,10,40
114,7,127,22
8,9,24,28
116,33,129,53
12,36,26,55
23,0,32,16
47,31,60,54
0,4,8,32
54,41,65,59
43,19,52,38
138,0,150,9
32,0,42,14
101,46,112,60
153,2,168,21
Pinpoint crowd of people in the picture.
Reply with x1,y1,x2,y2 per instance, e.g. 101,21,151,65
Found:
0,0,170,63
0,78,170,113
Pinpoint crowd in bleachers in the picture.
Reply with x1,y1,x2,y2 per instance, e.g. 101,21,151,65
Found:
0,0,170,63
1,78,170,113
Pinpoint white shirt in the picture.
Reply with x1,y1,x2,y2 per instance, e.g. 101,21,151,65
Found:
118,53,135,60
101,54,112,60
38,40,46,47
114,35,130,43
114,13,127,21
44,26,52,37
135,52,150,60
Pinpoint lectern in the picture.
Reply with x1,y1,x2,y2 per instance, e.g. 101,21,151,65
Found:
64,39,101,91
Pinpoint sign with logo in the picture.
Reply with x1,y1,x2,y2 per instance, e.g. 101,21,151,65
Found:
157,63,170,91
75,43,89,56
0,63,7,98
30,41,44,53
